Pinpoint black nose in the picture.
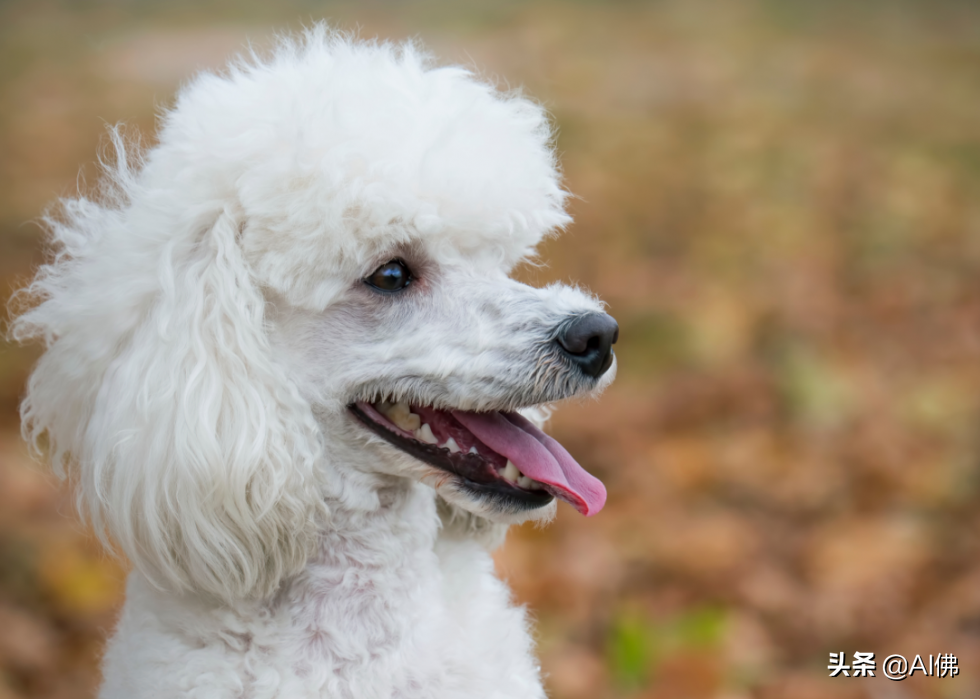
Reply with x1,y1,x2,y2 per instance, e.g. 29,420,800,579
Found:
556,312,619,379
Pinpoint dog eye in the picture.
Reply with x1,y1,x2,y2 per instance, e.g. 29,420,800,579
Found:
365,260,412,292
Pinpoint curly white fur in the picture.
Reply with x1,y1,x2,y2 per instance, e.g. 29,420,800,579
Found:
11,27,614,698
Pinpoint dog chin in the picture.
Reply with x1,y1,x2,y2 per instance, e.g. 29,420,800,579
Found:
432,480,558,525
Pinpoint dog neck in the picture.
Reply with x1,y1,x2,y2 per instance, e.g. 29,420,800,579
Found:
308,474,438,570
272,474,443,669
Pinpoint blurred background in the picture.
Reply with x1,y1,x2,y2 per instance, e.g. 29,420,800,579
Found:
3,0,980,697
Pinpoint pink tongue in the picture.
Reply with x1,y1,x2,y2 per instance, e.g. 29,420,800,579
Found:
451,411,606,516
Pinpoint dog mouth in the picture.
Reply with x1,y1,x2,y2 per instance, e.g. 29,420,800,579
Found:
349,400,606,516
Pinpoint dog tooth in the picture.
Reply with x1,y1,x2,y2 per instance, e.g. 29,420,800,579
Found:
517,475,533,489
468,446,479,455
388,402,421,432
445,437,461,453
502,460,520,483
529,480,544,490
415,423,438,444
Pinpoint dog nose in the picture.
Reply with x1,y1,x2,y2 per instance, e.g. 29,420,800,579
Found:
557,312,619,379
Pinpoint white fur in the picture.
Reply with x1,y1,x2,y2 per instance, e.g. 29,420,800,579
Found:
11,27,614,698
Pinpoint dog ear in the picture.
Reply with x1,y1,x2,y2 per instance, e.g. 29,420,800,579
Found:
15,195,326,602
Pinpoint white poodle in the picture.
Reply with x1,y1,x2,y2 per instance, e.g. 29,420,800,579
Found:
11,27,617,699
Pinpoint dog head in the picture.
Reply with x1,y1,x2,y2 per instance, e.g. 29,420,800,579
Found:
12,28,616,602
